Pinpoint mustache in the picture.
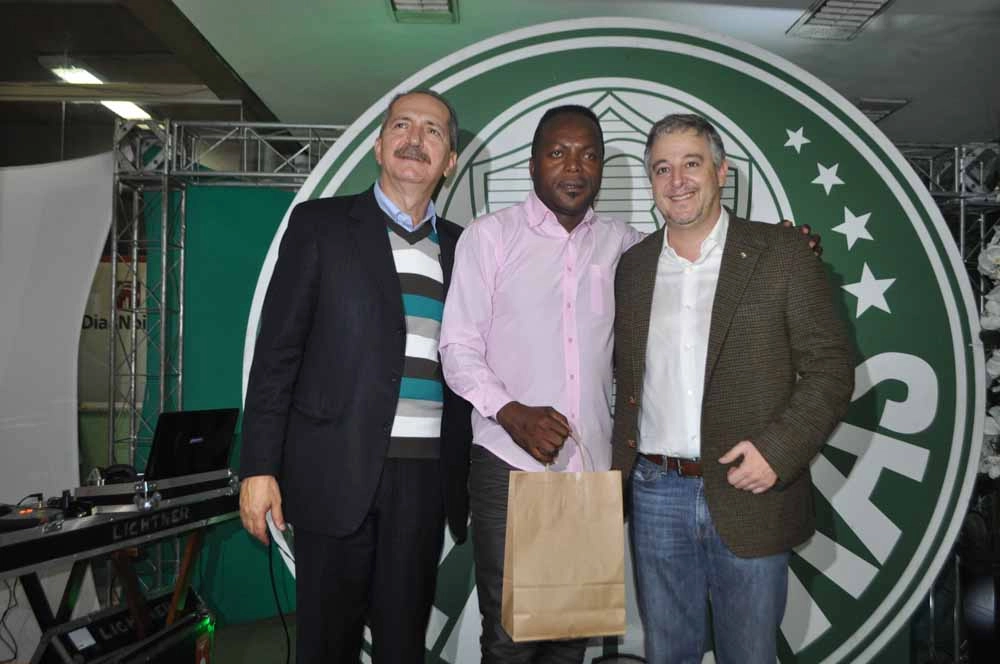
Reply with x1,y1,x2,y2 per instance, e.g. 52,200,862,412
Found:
394,144,431,163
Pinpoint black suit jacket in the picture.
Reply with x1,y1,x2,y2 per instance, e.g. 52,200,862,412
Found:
241,187,472,542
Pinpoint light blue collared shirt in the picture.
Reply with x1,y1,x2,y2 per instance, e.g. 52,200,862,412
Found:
373,181,438,233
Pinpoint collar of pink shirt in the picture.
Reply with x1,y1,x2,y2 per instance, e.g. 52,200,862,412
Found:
523,190,597,235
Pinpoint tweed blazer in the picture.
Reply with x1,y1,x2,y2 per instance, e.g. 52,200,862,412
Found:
610,215,854,557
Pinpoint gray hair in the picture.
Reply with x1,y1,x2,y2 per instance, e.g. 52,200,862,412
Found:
643,113,726,176
380,89,459,152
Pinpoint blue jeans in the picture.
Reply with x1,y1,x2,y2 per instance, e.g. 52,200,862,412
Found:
630,456,789,664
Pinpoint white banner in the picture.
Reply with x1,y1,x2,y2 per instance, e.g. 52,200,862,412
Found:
0,152,112,500
0,152,112,658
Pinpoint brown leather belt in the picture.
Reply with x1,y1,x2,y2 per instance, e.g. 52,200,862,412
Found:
640,453,703,477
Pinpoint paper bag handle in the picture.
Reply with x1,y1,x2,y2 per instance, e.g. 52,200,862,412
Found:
546,426,594,472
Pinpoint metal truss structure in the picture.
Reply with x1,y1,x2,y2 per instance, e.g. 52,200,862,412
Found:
108,119,346,465
171,121,346,186
109,119,182,465
899,142,1000,309
900,142,1000,664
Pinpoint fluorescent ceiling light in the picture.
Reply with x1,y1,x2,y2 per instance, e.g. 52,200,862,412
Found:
100,101,152,120
44,61,152,120
51,66,102,85
393,0,449,9
787,0,896,40
388,0,458,23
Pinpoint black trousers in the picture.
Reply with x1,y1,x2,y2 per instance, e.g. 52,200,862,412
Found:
469,445,588,664
294,458,444,664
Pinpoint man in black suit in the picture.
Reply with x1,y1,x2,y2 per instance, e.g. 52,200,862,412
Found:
239,89,472,663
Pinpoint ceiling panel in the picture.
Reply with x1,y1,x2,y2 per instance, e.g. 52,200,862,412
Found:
171,0,1000,144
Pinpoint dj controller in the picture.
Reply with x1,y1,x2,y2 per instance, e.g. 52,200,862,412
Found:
0,469,240,663
0,502,68,531
0,470,239,579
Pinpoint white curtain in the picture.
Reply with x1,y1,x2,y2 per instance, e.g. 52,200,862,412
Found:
0,153,111,657
0,152,111,499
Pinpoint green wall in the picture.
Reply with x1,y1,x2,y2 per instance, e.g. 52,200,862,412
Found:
182,186,296,625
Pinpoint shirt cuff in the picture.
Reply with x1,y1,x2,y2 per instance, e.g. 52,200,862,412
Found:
477,386,516,420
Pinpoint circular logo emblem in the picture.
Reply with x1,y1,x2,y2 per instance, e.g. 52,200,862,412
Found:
245,18,983,663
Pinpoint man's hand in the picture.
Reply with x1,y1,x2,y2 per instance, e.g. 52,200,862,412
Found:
781,219,822,257
240,475,285,545
496,401,571,464
719,441,777,494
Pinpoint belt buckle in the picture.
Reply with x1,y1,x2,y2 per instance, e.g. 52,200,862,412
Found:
676,457,698,478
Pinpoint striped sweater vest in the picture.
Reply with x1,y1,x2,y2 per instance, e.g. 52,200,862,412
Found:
385,218,444,458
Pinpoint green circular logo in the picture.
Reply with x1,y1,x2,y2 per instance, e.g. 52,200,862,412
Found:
245,18,984,663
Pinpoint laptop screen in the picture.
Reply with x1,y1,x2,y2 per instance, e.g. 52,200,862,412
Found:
143,408,239,481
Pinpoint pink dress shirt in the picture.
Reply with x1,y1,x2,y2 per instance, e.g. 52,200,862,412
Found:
440,191,643,472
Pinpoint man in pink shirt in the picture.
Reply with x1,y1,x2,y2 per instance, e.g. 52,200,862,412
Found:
440,105,640,662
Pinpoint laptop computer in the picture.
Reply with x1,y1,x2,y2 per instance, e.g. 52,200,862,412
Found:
143,408,240,481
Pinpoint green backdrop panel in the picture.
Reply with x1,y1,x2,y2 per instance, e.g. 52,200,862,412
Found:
182,186,296,625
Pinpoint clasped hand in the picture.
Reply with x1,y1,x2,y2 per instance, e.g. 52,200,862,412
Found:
496,401,571,464
719,440,777,494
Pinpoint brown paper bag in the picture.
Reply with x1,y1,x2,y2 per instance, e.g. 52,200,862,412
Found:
500,463,626,642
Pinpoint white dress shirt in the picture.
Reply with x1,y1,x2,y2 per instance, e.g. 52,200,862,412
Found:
638,209,729,459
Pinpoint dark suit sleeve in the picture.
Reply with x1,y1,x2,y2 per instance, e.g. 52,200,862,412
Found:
754,230,855,484
240,205,321,478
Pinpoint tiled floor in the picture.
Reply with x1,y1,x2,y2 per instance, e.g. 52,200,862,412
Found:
214,614,297,664
210,615,999,664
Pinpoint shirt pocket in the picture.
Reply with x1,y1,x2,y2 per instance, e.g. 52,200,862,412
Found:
589,264,613,316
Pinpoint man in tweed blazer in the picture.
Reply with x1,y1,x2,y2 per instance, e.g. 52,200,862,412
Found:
610,114,854,663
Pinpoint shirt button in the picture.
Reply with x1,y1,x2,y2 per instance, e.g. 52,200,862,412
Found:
687,389,693,396
567,302,572,309
570,374,575,380
684,304,692,310
568,337,574,344
684,343,692,350
627,439,637,449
